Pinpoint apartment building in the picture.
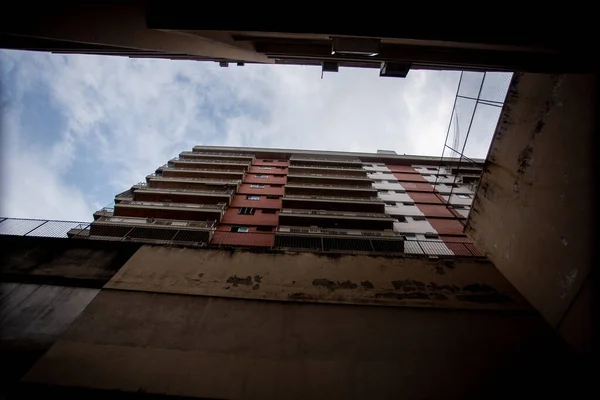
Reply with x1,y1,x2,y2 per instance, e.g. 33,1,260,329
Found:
86,146,482,257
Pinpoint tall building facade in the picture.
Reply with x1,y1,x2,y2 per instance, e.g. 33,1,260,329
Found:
87,146,482,257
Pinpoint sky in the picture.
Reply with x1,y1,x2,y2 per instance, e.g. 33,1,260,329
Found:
0,49,510,222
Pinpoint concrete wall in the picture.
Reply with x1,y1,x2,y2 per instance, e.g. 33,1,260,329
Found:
22,290,581,399
466,73,596,354
106,246,528,311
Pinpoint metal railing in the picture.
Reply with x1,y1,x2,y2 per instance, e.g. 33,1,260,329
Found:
290,156,361,163
0,217,484,258
147,175,242,184
288,164,366,171
283,194,382,202
171,157,250,164
286,182,376,190
133,185,235,195
280,208,392,219
277,226,403,237
160,167,245,174
117,200,226,210
185,151,254,157
287,173,370,180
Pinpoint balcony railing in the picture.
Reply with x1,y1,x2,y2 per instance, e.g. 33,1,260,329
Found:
288,164,365,171
160,166,244,174
287,173,370,180
187,150,254,157
95,216,215,229
283,194,382,203
170,157,250,164
117,200,226,210
280,208,392,219
286,182,376,190
134,185,235,195
0,217,484,258
147,175,241,184
276,226,402,237
290,156,361,163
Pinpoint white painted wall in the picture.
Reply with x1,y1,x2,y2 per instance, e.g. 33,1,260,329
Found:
393,217,437,234
363,165,390,172
368,172,397,181
385,204,424,217
442,194,474,206
433,184,474,195
373,181,406,191
377,191,412,202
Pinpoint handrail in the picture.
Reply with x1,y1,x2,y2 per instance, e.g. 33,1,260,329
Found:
171,158,250,164
288,164,365,171
287,173,369,180
184,151,254,157
286,182,375,190
283,194,382,202
290,156,361,163
147,175,241,184
96,216,216,229
280,208,392,219
276,226,403,237
134,185,235,195
117,200,226,210
159,167,244,174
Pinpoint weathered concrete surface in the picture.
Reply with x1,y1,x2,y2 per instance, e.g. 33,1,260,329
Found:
106,246,529,311
22,290,581,399
1,283,98,394
466,73,595,339
0,235,140,287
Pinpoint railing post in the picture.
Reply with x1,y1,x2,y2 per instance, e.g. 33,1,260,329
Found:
23,220,48,236
416,240,426,255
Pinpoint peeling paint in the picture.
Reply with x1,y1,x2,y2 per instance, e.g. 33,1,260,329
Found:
560,269,578,299
226,275,252,287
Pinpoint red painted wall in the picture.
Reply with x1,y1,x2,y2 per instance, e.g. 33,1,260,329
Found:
392,173,428,183
407,192,444,204
237,184,285,196
243,175,287,185
221,208,279,226
416,204,456,218
400,182,434,192
248,166,288,175
428,218,466,236
252,159,289,167
211,230,274,247
230,195,282,209
386,165,419,173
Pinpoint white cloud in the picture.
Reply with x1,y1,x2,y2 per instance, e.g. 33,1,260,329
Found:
0,49,508,221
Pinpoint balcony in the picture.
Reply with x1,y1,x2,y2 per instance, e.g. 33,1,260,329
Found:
278,208,395,230
80,215,214,245
275,226,403,254
167,158,250,171
181,150,254,161
285,182,377,198
147,175,241,191
132,186,234,205
114,200,226,222
282,194,385,213
287,165,367,176
287,173,371,185
289,156,363,167
160,167,245,180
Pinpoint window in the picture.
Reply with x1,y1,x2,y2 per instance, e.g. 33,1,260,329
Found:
262,159,274,162
230,226,249,233
412,216,426,221
238,207,255,215
396,216,407,223
384,201,396,206
426,167,438,171
276,160,287,163
250,184,265,188
258,166,272,170
404,233,417,239
457,194,471,199
262,209,277,214
256,226,275,232
387,190,396,194
266,195,279,199
255,174,269,178
379,180,389,184
424,233,440,239
453,205,466,209
246,195,260,200
402,202,415,206
270,184,283,188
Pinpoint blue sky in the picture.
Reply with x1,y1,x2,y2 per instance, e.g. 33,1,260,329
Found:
0,49,508,221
